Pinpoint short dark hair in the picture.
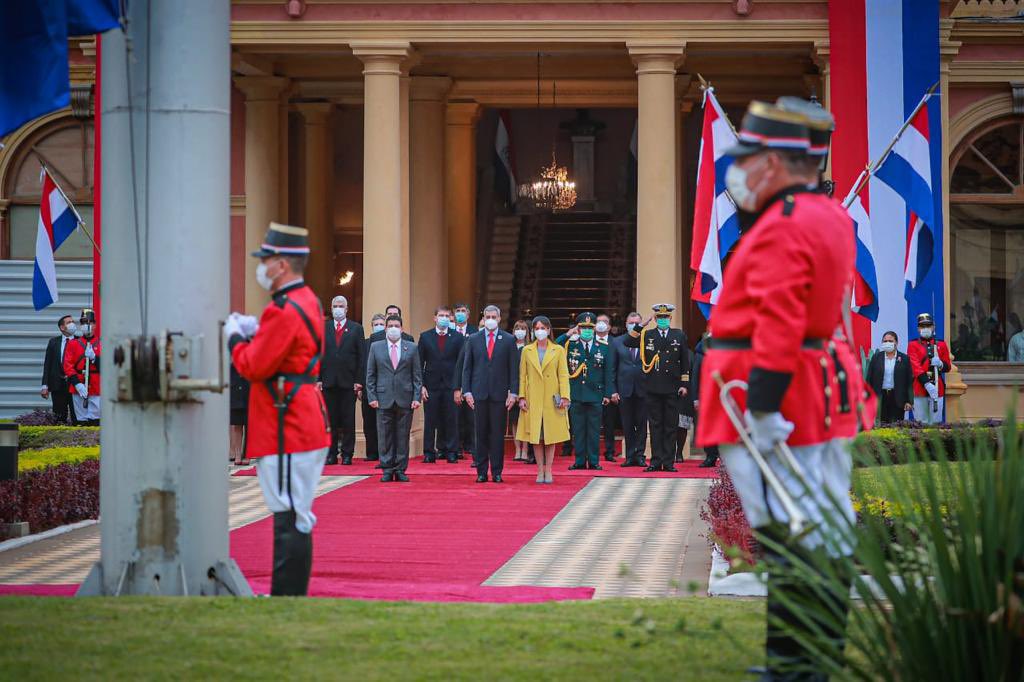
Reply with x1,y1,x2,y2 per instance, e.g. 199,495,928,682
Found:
435,305,452,315
882,330,899,343
532,315,552,330
453,302,469,311
57,315,72,329
385,314,402,326
280,254,308,274
386,304,402,316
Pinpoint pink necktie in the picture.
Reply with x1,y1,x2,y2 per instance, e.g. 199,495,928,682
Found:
390,343,399,369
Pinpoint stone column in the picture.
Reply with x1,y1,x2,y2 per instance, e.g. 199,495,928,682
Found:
399,70,412,317
234,76,289,314
628,42,685,315
295,102,335,307
352,42,410,329
445,101,481,310
410,77,452,336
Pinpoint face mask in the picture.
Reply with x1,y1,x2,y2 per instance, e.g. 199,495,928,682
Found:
385,327,402,342
332,308,346,321
436,317,450,330
656,318,670,330
580,329,595,341
514,329,527,341
454,312,468,324
80,324,93,337
881,341,896,353
569,333,580,342
596,321,609,333
483,318,498,332
919,328,933,340
64,322,77,336
373,323,385,334
255,261,275,291
534,329,549,341
725,156,769,212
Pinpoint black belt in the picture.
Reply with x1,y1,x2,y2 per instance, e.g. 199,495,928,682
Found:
706,337,826,351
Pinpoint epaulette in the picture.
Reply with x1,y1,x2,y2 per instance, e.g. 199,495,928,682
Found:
272,292,289,309
781,193,796,217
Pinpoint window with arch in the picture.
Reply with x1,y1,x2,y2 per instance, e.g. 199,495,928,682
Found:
949,118,1024,362
2,117,95,260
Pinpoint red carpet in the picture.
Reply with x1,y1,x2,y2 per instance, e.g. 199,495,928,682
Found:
0,584,76,596
230,474,595,602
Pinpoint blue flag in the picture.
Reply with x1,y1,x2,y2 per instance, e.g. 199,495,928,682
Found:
0,1,119,138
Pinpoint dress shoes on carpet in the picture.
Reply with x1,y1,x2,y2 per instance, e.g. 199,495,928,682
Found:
492,475,503,483
699,456,719,468
663,466,678,473
604,454,616,462
643,466,659,473
380,472,394,483
446,454,458,463
588,464,603,471
567,464,585,471
341,456,352,466
423,455,436,464
476,474,488,483
325,455,339,465
394,472,410,482
365,455,379,461
526,456,537,464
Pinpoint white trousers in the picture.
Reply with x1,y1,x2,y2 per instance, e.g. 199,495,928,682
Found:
720,438,855,556
913,396,944,425
72,394,101,421
255,447,328,533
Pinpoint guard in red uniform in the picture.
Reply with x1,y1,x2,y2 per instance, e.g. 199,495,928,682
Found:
907,312,951,424
226,222,330,597
697,100,870,681
63,308,101,426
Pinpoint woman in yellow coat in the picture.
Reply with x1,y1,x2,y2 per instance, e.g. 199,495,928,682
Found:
516,316,571,484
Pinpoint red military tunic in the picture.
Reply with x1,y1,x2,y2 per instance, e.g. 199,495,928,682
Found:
907,337,951,397
63,337,101,396
698,189,869,448
231,281,330,459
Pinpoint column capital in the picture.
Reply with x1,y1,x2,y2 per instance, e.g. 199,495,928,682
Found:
812,39,830,72
233,75,289,101
411,76,453,103
446,100,481,127
294,101,334,124
351,41,412,75
627,40,685,73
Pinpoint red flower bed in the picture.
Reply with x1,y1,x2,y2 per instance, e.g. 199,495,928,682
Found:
0,459,99,534
699,468,758,566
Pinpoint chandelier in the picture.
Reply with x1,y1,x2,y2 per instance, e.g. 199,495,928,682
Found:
517,53,577,211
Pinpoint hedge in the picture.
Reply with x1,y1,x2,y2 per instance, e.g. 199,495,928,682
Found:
0,459,99,534
18,446,99,473
16,426,100,452
851,421,1003,466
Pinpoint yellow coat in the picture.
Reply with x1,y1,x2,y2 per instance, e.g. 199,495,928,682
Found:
515,341,571,445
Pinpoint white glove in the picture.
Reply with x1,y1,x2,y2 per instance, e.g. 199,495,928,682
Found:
744,410,795,452
930,355,943,368
223,315,244,340
84,343,96,361
924,382,939,401
75,383,88,399
237,315,259,338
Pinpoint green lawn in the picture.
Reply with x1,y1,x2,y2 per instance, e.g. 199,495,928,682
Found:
852,460,968,504
0,597,763,680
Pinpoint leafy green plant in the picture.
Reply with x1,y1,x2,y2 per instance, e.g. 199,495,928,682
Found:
16,425,100,451
17,446,99,473
765,416,1024,680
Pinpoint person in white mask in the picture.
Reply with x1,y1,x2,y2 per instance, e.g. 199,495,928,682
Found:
418,305,466,464
509,319,534,463
516,315,570,483
866,331,913,424
907,313,951,425
318,295,365,465
594,313,620,462
365,314,422,482
62,308,102,425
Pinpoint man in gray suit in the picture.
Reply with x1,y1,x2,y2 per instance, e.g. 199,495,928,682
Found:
611,311,648,467
365,314,423,482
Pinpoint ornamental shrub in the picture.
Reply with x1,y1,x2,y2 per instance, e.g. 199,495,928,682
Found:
17,426,100,451
0,459,99,533
18,446,99,473
13,409,64,426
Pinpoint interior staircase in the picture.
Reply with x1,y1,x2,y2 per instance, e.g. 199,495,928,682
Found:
482,216,522,319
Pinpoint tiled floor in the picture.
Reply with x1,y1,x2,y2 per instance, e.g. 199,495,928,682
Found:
484,478,713,598
0,474,363,585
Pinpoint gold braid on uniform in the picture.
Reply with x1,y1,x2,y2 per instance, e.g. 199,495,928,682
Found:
567,361,587,380
639,327,660,374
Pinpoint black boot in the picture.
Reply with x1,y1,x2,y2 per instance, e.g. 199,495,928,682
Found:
270,511,313,596
699,445,720,468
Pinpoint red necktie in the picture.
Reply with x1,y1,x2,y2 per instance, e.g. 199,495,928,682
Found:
438,333,446,353
335,321,344,346
487,332,495,360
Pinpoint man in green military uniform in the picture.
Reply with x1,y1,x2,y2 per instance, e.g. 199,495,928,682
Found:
565,312,616,471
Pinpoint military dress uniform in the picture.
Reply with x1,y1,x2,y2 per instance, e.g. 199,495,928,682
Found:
565,313,616,470
622,304,689,472
697,100,872,680
907,313,951,425
227,222,331,597
62,308,101,425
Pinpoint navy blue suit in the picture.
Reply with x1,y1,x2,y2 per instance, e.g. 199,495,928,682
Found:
612,334,649,465
418,328,465,460
461,328,520,478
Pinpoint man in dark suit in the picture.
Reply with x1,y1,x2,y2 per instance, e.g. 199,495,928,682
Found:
611,311,648,467
319,295,365,465
451,302,478,460
363,306,414,464
418,305,465,464
365,314,422,482
866,330,914,424
461,304,519,483
622,303,689,472
40,314,76,424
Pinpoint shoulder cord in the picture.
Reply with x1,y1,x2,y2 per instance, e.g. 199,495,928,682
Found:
639,327,659,373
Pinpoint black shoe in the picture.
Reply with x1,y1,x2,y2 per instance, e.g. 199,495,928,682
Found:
526,456,537,464
395,472,410,482
604,454,616,462
424,455,436,464
341,456,353,466
365,455,379,461
589,464,603,471
476,474,488,483
568,464,585,470
381,472,394,482
325,455,339,465
492,475,503,483
674,456,684,463
446,454,458,463
621,460,635,468
663,466,678,473
699,457,718,468
643,466,659,473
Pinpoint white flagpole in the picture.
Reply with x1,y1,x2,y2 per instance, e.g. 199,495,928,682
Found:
40,164,102,255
